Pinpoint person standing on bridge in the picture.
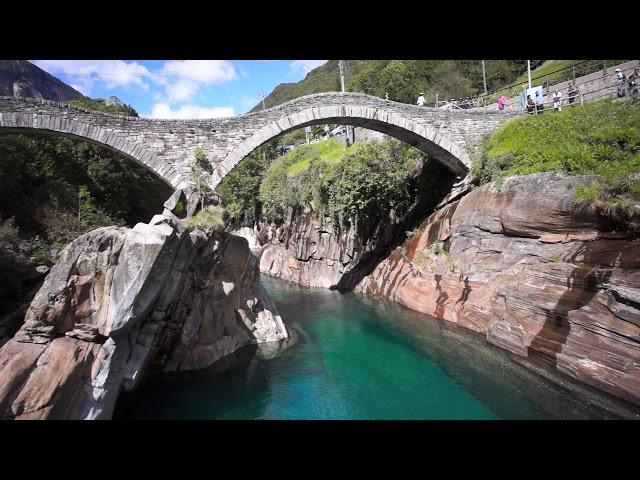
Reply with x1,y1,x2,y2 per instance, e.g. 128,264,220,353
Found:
535,91,544,114
567,81,579,106
417,92,426,106
553,90,562,111
616,68,627,98
627,68,639,97
526,95,536,114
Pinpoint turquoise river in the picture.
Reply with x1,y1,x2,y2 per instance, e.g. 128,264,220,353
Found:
114,275,640,420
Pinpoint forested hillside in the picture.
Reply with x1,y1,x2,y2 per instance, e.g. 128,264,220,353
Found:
251,60,542,111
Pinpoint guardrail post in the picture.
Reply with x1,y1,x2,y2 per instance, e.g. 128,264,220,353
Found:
581,93,584,106
435,93,438,108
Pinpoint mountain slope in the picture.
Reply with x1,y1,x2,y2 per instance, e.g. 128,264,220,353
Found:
0,60,83,101
251,60,537,111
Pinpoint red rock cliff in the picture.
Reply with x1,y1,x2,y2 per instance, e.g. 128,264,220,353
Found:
356,173,640,406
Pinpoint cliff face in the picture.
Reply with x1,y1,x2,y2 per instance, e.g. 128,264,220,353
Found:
0,60,83,101
0,214,287,420
257,159,458,291
356,173,640,406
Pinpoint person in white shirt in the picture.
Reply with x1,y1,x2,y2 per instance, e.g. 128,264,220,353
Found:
416,92,426,106
553,90,562,111
615,68,627,98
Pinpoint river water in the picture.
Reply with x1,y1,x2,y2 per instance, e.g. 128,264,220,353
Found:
114,275,640,420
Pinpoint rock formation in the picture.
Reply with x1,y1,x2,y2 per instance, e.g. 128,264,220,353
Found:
0,60,83,102
0,214,287,419
356,173,640,406
256,160,458,291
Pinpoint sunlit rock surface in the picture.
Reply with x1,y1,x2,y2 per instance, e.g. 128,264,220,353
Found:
356,173,640,406
0,217,287,420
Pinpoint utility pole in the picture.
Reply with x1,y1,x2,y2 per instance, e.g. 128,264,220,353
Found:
527,60,532,89
259,92,267,162
338,60,351,145
482,60,487,95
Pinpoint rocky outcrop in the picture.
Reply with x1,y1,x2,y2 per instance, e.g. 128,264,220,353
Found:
0,214,287,420
258,160,458,291
356,173,640,406
0,60,83,102
0,223,50,345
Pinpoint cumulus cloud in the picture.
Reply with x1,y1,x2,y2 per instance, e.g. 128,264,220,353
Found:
31,60,151,96
289,60,328,76
144,103,235,119
152,60,238,103
160,60,237,83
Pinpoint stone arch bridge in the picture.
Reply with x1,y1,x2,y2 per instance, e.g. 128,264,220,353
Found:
0,93,514,190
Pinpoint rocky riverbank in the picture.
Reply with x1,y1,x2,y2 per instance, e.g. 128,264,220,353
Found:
253,172,640,406
0,213,287,420
255,159,459,292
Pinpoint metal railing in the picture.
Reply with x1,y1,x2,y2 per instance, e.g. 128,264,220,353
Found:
496,74,639,115
430,60,638,111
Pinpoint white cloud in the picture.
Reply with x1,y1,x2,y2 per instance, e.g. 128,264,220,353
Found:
166,79,199,103
160,60,237,83
144,103,235,119
289,60,328,76
31,60,151,96
152,60,238,103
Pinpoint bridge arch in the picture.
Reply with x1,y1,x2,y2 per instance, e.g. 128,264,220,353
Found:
0,111,174,188
213,104,471,188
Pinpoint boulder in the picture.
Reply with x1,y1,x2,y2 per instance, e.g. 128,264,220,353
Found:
0,219,288,420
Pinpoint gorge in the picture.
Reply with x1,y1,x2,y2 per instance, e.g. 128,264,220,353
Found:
0,60,639,419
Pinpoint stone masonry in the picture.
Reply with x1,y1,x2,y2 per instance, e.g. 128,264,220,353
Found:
0,93,513,190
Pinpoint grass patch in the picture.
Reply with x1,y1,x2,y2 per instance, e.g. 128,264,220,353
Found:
472,100,640,200
575,181,602,203
183,206,226,232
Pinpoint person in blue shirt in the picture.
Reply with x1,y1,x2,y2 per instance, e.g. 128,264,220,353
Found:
535,90,544,114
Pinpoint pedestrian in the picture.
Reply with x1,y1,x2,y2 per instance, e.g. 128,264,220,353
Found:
497,95,508,112
535,90,544,114
628,68,639,97
567,81,579,105
615,68,627,98
526,95,536,114
417,92,426,106
553,90,562,111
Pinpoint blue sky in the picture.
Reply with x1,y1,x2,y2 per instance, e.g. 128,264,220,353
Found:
31,60,328,119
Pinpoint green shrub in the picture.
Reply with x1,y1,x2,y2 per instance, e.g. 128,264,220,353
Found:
67,97,138,117
173,201,185,215
31,245,53,266
194,147,209,170
471,100,640,199
575,181,602,203
259,138,423,224
183,205,225,232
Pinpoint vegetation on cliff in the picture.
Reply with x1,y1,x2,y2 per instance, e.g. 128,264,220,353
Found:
252,60,542,110
472,100,640,202
67,96,139,117
0,134,171,253
258,138,423,224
